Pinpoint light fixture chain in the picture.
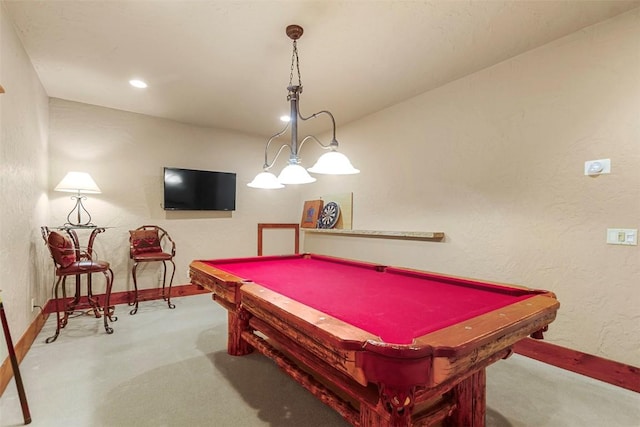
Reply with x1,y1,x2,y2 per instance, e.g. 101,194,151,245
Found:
289,40,302,88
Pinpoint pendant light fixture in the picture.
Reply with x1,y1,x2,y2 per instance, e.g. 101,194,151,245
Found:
247,25,359,189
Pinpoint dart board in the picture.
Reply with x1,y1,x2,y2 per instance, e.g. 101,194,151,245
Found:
317,202,340,229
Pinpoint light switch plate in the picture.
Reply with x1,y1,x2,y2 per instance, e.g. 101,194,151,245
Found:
606,228,637,245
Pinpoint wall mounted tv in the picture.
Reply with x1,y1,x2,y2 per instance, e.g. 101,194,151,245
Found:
163,167,236,211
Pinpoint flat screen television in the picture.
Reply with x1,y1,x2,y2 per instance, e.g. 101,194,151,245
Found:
163,167,236,211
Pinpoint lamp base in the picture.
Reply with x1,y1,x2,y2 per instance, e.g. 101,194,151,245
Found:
65,195,95,227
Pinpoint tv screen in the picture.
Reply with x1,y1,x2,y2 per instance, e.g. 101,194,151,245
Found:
163,167,236,211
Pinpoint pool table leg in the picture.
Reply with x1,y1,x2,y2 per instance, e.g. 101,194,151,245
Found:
227,309,253,356
448,368,486,426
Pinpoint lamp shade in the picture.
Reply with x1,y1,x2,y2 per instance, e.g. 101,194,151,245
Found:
247,171,285,189
307,151,360,175
54,172,101,193
278,164,316,185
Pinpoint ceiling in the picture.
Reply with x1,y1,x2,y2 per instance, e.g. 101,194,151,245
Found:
4,1,639,137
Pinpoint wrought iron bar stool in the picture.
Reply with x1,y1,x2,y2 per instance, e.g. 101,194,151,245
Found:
41,226,116,343
128,225,176,315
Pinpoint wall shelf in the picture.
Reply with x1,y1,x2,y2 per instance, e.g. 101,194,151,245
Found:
303,228,445,242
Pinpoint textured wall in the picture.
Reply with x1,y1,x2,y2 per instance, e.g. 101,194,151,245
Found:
48,99,302,296
3,0,303,351
0,4,50,361
2,2,638,371
304,10,640,366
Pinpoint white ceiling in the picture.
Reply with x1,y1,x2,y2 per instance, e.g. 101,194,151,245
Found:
4,1,639,137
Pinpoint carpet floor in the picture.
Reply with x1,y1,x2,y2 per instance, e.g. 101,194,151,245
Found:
1,293,638,426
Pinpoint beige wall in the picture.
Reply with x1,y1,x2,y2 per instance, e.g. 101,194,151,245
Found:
304,9,640,366
0,3,50,361
1,4,638,370
48,99,302,295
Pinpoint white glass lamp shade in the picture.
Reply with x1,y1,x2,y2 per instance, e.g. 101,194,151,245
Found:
247,171,284,189
54,172,101,193
307,151,360,175
277,164,317,185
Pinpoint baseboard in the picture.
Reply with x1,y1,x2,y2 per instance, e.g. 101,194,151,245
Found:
0,310,49,397
513,338,640,393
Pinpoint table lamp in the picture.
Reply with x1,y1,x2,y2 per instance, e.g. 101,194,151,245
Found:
54,171,101,227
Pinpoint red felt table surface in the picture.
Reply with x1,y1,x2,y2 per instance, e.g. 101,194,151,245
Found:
205,255,535,344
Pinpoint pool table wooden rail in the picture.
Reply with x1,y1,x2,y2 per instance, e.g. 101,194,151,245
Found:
190,259,558,359
189,261,244,304
239,281,558,388
189,256,559,427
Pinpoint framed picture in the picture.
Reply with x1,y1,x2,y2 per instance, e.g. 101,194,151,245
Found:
300,200,323,228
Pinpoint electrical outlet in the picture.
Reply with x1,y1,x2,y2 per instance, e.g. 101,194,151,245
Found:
31,298,35,312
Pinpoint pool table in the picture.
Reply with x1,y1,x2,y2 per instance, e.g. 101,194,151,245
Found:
189,253,559,427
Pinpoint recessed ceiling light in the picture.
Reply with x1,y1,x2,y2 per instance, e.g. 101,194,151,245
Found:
280,115,290,122
129,79,148,89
